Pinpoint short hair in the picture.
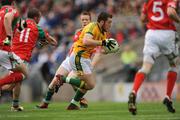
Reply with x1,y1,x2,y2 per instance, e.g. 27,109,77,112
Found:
1,0,14,5
97,12,112,22
81,11,91,20
27,8,41,19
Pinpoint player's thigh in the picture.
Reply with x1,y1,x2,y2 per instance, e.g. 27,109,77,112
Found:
1,83,17,91
11,52,29,77
69,54,93,75
59,57,72,76
160,31,178,56
0,50,14,70
55,65,69,77
69,54,95,89
143,30,161,63
157,30,178,66
82,73,96,90
68,71,77,78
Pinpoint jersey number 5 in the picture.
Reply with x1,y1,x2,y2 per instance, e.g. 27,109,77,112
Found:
151,1,164,21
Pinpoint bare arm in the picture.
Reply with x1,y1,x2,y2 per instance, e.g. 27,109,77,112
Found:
46,34,58,46
91,52,102,68
167,7,180,23
4,12,14,37
140,12,148,23
83,33,102,46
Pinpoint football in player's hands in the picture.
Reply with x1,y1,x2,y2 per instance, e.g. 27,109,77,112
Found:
102,38,120,53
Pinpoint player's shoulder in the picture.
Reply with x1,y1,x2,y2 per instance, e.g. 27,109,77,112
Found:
85,22,96,28
84,22,98,31
26,19,36,26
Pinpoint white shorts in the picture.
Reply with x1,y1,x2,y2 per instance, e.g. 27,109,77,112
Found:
0,50,26,70
143,30,178,63
69,53,93,74
60,56,72,72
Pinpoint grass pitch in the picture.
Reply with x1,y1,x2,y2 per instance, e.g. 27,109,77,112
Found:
0,102,180,120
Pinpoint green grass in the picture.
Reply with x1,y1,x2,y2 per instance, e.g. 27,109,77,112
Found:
0,102,180,120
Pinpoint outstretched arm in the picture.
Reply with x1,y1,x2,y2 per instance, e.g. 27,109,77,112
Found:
167,0,180,23
45,33,58,46
140,3,148,24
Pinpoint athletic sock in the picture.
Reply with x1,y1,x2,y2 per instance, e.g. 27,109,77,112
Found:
166,71,177,99
73,86,78,92
71,89,86,106
62,76,85,88
132,72,146,94
12,99,19,107
43,88,54,104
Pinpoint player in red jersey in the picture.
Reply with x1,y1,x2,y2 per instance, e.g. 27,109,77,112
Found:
37,11,92,109
0,0,19,49
0,0,27,111
128,0,180,115
0,7,57,110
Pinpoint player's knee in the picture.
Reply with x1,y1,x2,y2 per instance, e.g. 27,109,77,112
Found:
139,56,154,74
85,82,95,90
48,78,58,88
138,65,151,74
144,55,155,65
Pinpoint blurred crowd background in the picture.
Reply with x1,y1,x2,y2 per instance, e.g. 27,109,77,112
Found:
0,0,180,102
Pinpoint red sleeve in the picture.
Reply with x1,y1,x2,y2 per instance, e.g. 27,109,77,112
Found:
141,3,147,14
168,0,178,9
73,31,81,42
10,9,19,19
44,29,49,37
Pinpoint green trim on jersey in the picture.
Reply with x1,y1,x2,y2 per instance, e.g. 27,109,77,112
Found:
5,8,8,13
86,32,93,36
37,25,45,39
12,17,19,30
75,50,85,72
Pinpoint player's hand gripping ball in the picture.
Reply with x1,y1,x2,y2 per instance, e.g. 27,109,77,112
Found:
102,38,120,53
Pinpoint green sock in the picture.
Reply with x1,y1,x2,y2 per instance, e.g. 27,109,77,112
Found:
12,99,19,107
71,89,86,105
73,86,78,92
62,76,84,88
43,88,54,104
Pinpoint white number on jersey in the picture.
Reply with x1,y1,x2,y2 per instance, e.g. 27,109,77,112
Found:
151,1,164,21
20,28,30,43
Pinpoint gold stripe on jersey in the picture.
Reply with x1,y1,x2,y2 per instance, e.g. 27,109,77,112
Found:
73,22,107,58
88,23,96,34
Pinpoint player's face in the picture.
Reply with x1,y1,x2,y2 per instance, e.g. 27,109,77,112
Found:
34,13,41,24
80,15,91,28
103,17,112,32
